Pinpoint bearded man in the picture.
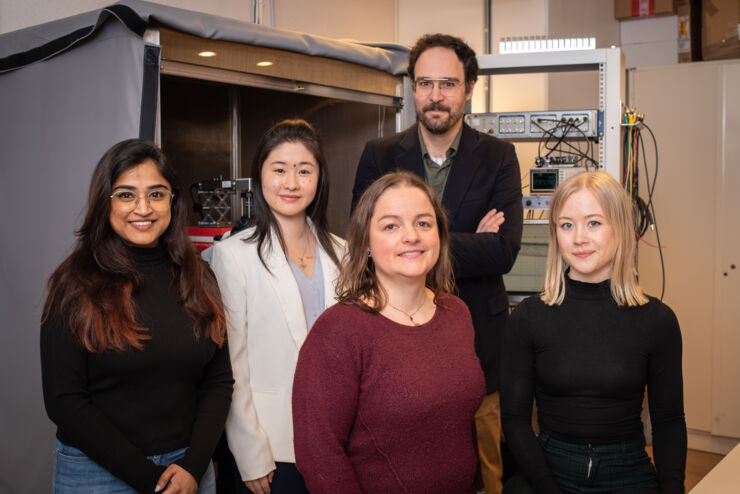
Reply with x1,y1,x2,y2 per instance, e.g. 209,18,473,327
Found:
351,33,524,494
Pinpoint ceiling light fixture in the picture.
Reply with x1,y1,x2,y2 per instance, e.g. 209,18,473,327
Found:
198,51,217,57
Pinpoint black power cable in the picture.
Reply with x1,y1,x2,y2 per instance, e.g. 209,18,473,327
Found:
533,118,598,168
638,122,665,300
623,117,665,301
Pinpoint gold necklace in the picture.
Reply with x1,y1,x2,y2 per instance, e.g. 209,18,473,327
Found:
387,296,427,326
296,224,311,269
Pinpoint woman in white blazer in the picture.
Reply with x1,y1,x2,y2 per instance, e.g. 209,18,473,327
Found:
209,119,344,494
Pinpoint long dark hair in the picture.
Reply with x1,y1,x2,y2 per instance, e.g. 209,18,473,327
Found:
336,171,454,312
247,119,340,269
42,139,227,352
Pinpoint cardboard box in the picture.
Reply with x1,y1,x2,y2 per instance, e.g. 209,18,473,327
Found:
678,0,702,62
703,0,740,61
616,0,677,20
620,15,680,67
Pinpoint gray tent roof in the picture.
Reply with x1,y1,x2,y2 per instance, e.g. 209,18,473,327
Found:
0,0,410,75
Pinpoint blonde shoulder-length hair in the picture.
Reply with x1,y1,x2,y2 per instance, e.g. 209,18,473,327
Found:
336,171,455,312
541,170,648,307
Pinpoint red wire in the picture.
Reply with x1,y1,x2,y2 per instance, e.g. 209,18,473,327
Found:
638,236,667,249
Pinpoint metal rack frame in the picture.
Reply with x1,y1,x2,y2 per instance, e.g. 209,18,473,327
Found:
475,47,625,180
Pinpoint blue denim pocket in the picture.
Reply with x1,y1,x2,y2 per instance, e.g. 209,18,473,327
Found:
53,439,138,494
52,439,215,494
54,441,91,462
148,445,188,466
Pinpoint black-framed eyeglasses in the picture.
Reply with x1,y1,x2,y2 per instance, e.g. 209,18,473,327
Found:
110,190,174,210
413,78,462,96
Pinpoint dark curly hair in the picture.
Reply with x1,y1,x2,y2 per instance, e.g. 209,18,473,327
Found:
408,33,479,89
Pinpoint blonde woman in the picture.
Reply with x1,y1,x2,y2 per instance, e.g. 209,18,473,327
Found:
501,171,686,494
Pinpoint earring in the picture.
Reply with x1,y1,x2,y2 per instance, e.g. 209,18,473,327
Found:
367,250,371,257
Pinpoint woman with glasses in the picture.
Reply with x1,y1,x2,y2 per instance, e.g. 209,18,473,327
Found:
500,171,686,494
292,171,485,494
41,139,233,494
208,119,343,494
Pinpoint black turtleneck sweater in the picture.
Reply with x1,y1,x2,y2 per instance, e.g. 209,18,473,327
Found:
41,245,233,493
501,277,686,494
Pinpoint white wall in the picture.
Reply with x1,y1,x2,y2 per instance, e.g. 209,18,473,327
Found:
490,0,549,112
489,0,550,175
547,0,620,110
397,0,483,47
273,0,395,41
397,0,486,113
396,0,549,118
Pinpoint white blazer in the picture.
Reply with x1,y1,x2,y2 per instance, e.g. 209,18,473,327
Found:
209,223,344,481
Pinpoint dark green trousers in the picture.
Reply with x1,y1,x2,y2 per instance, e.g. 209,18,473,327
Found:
505,432,660,494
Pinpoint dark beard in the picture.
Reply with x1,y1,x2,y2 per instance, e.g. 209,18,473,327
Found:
416,102,463,135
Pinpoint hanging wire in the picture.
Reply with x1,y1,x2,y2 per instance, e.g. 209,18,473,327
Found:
622,108,665,300
532,118,598,168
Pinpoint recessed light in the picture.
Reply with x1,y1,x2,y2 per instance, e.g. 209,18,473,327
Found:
256,61,273,67
198,51,217,57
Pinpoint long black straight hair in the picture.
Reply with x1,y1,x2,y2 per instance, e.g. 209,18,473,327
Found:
247,119,340,270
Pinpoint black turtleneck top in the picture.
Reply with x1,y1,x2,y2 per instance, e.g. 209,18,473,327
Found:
501,276,686,494
41,245,233,493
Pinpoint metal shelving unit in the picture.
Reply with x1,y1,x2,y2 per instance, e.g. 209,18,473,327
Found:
476,47,625,180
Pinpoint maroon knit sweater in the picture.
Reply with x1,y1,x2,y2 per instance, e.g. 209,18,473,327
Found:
292,294,485,494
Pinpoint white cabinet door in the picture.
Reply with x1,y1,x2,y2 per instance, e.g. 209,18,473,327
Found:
631,62,720,435
632,60,740,446
711,63,740,438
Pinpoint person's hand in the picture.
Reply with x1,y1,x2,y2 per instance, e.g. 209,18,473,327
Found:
245,471,275,494
156,464,197,494
476,208,505,233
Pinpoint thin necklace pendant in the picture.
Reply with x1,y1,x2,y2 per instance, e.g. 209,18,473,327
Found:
388,297,426,326
295,223,310,269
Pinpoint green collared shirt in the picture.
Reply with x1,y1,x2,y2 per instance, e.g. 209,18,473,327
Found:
419,125,463,200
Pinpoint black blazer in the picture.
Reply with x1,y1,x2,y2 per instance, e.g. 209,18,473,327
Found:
352,123,523,393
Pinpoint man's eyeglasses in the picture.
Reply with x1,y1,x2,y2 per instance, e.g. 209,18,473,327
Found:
413,78,463,96
110,189,174,210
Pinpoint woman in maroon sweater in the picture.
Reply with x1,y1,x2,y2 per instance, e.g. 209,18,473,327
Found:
292,171,485,493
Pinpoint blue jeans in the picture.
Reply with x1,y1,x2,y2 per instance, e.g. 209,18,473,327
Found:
52,439,216,494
